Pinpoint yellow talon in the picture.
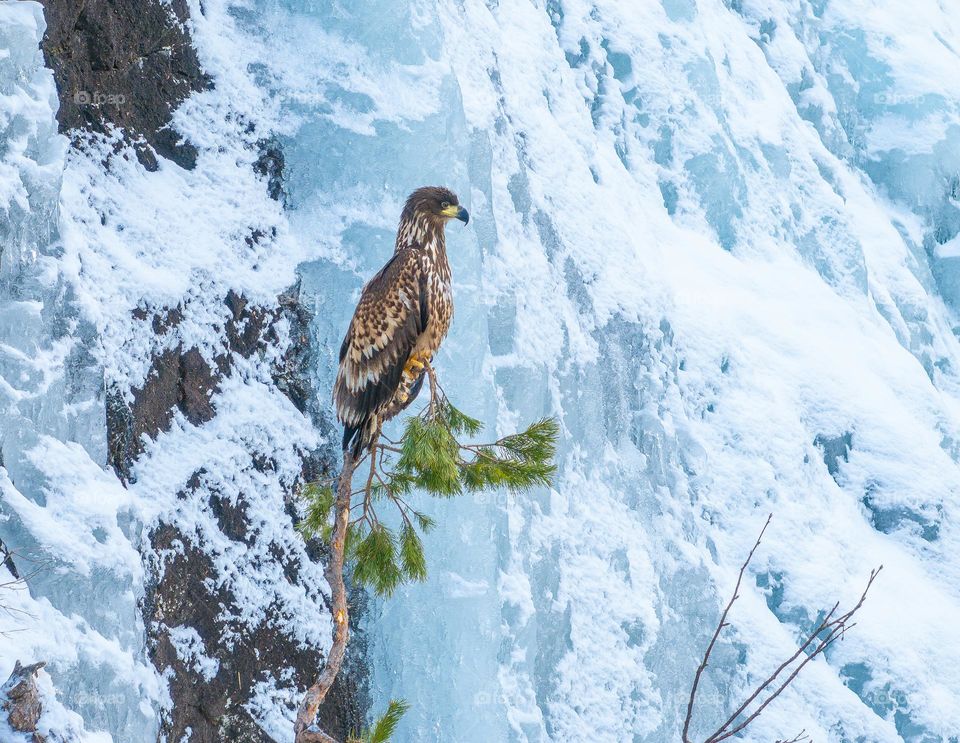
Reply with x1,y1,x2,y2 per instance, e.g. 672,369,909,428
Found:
396,389,409,404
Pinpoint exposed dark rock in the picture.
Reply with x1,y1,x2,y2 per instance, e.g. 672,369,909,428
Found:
0,537,19,580
107,289,365,743
146,516,363,743
255,139,287,203
106,295,364,739
225,290,272,359
100,288,367,741
107,345,221,482
270,283,343,495
180,347,220,424
37,0,211,169
107,287,317,482
208,491,253,545
1,660,45,737
272,283,317,416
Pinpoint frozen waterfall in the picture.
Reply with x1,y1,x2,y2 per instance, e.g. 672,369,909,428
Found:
265,0,960,739
3,0,960,741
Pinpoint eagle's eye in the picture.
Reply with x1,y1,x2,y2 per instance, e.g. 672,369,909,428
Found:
441,201,450,209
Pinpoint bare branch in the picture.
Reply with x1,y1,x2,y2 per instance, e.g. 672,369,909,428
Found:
775,731,810,743
0,546,48,633
682,514,772,743
708,568,880,743
683,515,881,743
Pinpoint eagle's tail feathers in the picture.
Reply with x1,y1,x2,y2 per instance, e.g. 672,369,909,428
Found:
342,424,359,456
343,416,378,458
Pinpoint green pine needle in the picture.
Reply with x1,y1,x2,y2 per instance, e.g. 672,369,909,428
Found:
352,524,402,596
336,405,557,599
496,417,561,459
354,699,410,743
460,418,559,493
413,511,436,533
441,399,484,436
460,450,556,493
297,482,334,538
344,522,366,563
399,523,428,581
309,400,556,743
319,522,334,543
384,470,416,496
399,415,462,496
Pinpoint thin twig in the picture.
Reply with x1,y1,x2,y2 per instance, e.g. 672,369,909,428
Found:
683,515,881,743
425,361,439,417
365,442,379,499
775,731,809,743
708,569,880,742
683,514,772,743
707,600,840,739
0,548,47,631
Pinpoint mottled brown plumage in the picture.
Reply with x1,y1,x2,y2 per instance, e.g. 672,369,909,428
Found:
334,186,469,455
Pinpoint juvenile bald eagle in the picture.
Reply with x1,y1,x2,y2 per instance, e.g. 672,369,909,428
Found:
334,186,469,456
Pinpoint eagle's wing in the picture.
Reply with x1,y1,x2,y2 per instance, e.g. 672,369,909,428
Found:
334,248,429,449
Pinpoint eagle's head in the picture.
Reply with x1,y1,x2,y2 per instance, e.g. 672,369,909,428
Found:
403,186,470,227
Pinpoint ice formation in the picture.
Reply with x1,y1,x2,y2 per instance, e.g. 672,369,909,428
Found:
2,0,960,741
0,4,154,741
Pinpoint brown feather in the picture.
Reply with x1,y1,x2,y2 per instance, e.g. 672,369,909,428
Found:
334,248,428,450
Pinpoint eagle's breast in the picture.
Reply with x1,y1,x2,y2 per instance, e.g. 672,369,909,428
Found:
418,256,453,358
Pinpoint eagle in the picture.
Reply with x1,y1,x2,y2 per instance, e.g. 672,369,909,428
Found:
334,186,469,457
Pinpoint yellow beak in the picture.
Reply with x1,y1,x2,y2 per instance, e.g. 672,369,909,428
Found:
441,204,470,224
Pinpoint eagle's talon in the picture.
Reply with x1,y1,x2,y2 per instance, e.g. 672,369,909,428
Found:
403,355,425,376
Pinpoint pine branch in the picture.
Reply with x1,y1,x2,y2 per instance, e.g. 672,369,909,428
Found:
353,523,403,596
399,523,427,581
441,398,484,436
362,699,410,743
297,483,335,537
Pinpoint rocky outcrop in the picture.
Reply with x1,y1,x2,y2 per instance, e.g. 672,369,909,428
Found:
1,661,45,741
38,0,209,170
147,518,364,743
127,290,364,743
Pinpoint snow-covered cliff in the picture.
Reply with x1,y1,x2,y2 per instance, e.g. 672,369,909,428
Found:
1,1,360,740
3,0,960,741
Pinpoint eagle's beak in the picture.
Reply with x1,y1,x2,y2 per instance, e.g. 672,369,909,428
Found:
441,204,470,224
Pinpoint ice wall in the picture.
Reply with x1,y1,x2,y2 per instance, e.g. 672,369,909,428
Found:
0,3,160,741
244,0,960,741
